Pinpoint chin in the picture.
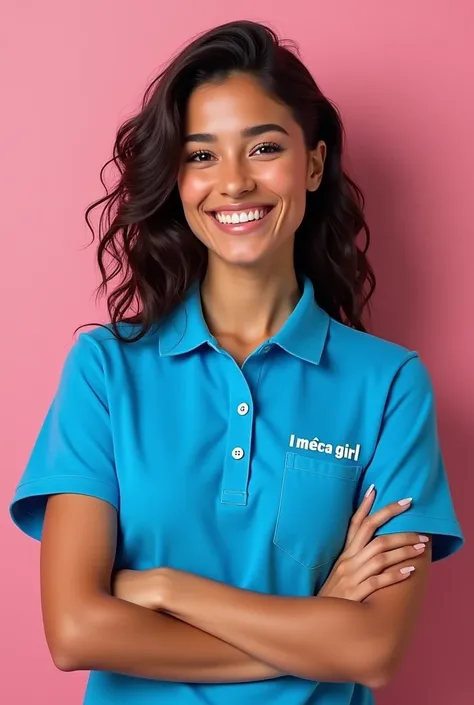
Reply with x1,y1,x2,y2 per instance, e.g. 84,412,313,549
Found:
214,243,275,265
218,252,270,268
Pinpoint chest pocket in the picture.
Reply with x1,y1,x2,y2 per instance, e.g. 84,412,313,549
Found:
273,452,363,570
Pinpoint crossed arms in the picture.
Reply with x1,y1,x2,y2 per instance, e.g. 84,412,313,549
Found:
40,494,431,689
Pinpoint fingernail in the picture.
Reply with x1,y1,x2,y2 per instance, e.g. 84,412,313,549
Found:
400,566,416,574
413,543,426,550
419,535,429,542
398,497,413,506
364,483,375,498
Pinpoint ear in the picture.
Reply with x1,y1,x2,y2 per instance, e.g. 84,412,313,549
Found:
306,141,326,192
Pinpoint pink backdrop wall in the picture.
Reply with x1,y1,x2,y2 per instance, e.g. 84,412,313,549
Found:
1,1,472,703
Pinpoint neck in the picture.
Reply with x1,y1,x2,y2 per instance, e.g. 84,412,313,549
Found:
200,258,301,345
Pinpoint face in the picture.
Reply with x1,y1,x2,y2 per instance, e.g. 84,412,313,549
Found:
177,72,326,270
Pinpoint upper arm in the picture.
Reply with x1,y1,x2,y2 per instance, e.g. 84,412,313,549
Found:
41,494,118,663
355,355,464,682
364,535,432,682
8,333,120,664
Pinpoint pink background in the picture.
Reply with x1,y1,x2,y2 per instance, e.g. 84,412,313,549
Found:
1,1,472,703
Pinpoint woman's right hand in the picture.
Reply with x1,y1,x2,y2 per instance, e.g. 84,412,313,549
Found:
318,487,430,602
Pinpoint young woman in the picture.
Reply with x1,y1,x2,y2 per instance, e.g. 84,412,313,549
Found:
9,19,464,705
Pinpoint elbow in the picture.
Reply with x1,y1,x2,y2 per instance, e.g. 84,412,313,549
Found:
51,648,80,673
46,594,113,671
50,642,82,673
362,646,403,690
363,668,393,690
47,609,95,672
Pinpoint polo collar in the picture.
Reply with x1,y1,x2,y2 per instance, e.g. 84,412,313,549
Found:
158,279,212,357
272,276,329,365
158,275,329,365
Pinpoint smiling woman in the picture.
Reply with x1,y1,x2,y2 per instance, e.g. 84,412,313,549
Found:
77,19,374,338
9,17,464,705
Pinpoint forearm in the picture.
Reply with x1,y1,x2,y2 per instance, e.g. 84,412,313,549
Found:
162,570,386,686
53,594,283,683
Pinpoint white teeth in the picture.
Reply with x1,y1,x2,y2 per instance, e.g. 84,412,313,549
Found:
214,207,270,225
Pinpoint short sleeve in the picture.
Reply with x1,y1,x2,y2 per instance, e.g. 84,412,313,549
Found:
9,332,119,541
357,355,464,562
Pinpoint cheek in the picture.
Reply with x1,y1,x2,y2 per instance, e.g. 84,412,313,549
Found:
261,162,307,225
177,170,210,210
262,156,307,198
176,171,212,244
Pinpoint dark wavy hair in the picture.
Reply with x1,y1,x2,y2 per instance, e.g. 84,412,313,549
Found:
77,19,376,343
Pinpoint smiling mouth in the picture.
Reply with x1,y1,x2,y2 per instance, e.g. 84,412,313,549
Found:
211,206,274,225
208,206,274,235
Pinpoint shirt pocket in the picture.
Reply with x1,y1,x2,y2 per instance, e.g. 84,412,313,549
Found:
273,452,363,570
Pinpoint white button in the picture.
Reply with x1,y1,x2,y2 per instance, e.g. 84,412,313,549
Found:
237,402,249,416
231,447,245,460
262,345,271,353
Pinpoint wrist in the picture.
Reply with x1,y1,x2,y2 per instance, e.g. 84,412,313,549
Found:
155,566,176,612
112,568,168,611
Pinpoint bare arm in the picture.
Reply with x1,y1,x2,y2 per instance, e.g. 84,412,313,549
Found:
40,493,282,682
158,544,432,688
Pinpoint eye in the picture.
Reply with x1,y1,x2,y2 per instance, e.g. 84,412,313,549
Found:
251,142,284,156
186,150,214,163
185,142,284,163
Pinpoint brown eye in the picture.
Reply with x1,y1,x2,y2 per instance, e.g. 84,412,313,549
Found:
252,142,284,156
186,150,213,163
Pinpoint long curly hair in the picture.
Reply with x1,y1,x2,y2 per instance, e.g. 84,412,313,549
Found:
77,19,376,343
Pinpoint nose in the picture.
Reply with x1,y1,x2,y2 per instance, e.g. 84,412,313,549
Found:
218,157,255,198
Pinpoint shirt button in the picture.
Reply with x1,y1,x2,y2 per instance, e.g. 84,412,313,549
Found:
237,402,249,416
262,345,271,353
231,447,245,460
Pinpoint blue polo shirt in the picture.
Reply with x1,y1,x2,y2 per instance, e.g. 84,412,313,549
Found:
9,275,464,705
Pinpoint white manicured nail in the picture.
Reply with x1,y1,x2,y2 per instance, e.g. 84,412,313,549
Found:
364,484,375,498
398,497,413,506
400,566,416,574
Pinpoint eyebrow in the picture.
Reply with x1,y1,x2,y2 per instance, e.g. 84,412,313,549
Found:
183,123,289,144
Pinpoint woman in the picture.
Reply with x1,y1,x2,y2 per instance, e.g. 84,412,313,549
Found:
9,19,464,705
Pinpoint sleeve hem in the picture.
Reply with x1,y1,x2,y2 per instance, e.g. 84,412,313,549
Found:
9,475,120,541
373,514,465,562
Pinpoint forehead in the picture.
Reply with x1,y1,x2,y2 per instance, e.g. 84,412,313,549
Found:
183,73,293,134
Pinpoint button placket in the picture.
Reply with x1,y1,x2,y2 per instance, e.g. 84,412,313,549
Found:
221,378,254,506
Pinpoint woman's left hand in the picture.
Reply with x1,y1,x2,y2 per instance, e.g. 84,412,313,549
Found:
112,568,164,610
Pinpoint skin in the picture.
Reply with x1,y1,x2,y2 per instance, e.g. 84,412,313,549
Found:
40,72,432,687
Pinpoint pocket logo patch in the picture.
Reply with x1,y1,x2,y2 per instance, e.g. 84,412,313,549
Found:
288,434,361,462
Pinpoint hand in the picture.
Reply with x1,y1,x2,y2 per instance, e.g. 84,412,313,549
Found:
112,568,163,610
318,488,429,602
